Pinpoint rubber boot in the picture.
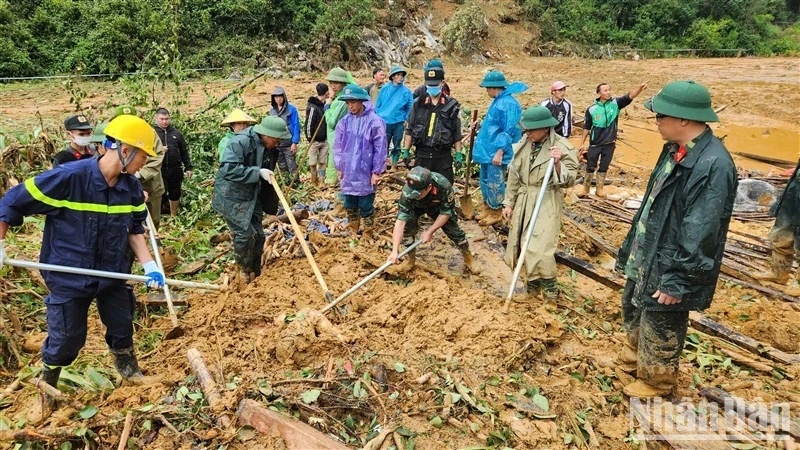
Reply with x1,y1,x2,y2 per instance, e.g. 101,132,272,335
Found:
318,169,326,186
526,279,541,298
541,278,559,300
111,347,160,385
595,173,607,198
474,203,490,222
390,153,400,171
397,249,416,272
752,252,792,284
478,208,503,226
616,341,638,374
458,242,480,274
578,171,592,198
169,199,180,216
310,168,318,186
345,209,360,234
361,215,375,239
623,379,673,398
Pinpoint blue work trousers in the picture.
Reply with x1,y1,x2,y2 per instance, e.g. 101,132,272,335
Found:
42,281,136,367
343,193,376,218
386,122,405,163
479,163,507,210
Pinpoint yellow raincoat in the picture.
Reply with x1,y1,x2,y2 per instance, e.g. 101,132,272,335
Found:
503,131,578,280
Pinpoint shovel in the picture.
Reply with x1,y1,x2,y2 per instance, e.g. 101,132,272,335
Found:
460,109,479,219
268,173,335,303
320,240,421,314
145,212,185,339
502,157,556,314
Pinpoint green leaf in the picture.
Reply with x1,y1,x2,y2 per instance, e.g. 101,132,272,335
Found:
138,403,154,412
450,392,462,404
61,442,73,450
487,376,500,386
532,392,549,412
301,389,322,404
395,426,417,437
78,405,98,419
394,362,407,373
389,391,399,400
86,368,114,391
187,392,204,402
429,416,443,428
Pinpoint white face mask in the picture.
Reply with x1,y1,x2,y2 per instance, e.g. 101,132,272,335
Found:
72,134,92,147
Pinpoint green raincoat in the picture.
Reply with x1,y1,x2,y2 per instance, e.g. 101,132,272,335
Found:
212,128,265,230
503,132,578,280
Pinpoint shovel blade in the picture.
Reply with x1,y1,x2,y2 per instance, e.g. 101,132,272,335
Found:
460,194,474,219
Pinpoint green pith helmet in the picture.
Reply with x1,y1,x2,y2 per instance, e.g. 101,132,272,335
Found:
425,59,444,71
89,121,109,143
253,116,291,139
402,166,433,200
519,106,559,130
480,71,508,88
113,105,137,118
644,80,719,123
326,67,350,83
338,84,370,101
388,65,407,79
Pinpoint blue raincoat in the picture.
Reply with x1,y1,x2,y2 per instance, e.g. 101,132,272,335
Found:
375,82,413,125
333,102,388,196
473,82,528,165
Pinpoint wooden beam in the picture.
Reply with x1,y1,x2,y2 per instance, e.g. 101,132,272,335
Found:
237,399,350,450
555,252,625,291
719,274,800,304
689,312,800,365
564,216,619,258
699,386,800,441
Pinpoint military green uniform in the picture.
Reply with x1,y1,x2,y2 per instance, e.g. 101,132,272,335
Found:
764,160,800,286
398,172,466,245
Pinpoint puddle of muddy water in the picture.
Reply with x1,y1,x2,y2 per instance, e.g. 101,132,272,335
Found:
568,120,800,173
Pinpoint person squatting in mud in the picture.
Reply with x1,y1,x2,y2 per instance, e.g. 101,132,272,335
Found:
614,80,737,398
502,106,578,300
333,84,388,239
387,166,479,275
212,116,291,283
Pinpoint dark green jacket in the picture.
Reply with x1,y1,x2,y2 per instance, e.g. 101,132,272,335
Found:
212,128,264,229
769,160,800,226
615,128,737,311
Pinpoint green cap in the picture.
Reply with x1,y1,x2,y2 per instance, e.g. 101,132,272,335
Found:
480,71,508,88
89,121,109,143
519,106,559,130
113,105,137,118
388,65,407,79
402,166,433,200
644,80,718,123
425,59,444,71
253,116,291,139
326,67,350,83
338,84,370,101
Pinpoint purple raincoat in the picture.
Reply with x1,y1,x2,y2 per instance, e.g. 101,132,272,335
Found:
333,102,388,196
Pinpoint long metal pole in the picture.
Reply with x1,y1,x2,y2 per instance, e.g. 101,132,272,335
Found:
320,240,422,314
502,157,556,314
145,212,180,328
5,258,221,290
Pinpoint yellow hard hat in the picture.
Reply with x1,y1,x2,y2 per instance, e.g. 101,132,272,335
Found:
104,115,157,157
221,108,257,126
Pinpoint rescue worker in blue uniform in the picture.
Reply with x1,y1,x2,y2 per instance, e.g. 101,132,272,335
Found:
0,115,165,420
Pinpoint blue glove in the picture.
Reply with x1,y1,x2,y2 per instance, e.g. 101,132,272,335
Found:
142,260,165,289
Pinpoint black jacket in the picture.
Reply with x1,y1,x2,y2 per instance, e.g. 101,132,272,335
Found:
616,128,737,311
305,96,327,142
405,94,462,157
153,124,191,171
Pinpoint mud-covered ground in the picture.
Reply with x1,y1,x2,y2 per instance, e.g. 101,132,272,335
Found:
1,56,799,448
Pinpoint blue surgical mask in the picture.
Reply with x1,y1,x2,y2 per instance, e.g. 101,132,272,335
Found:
427,86,442,96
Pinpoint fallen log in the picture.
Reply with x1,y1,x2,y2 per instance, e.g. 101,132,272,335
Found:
732,152,796,169
699,386,800,441
555,252,625,291
716,347,795,380
719,274,800,304
688,312,800,365
237,398,350,450
564,216,619,258
186,348,231,428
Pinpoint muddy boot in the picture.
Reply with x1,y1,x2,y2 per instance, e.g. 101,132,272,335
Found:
345,209,360,235
615,341,638,374
623,379,673,398
752,252,793,285
458,242,480,274
111,347,159,385
317,169,326,187
474,203,490,222
169,199,180,216
362,215,375,239
310,169,318,186
595,173,607,198
526,280,541,298
396,249,416,273
478,208,503,226
578,171,592,198
331,202,347,217
541,278,559,300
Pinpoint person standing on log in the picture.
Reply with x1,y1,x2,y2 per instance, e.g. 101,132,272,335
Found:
615,80,737,398
753,158,800,297
578,81,647,198
212,117,289,283
502,106,578,300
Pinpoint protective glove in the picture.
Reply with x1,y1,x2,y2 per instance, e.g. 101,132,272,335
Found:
142,260,165,289
259,168,274,181
0,239,5,267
